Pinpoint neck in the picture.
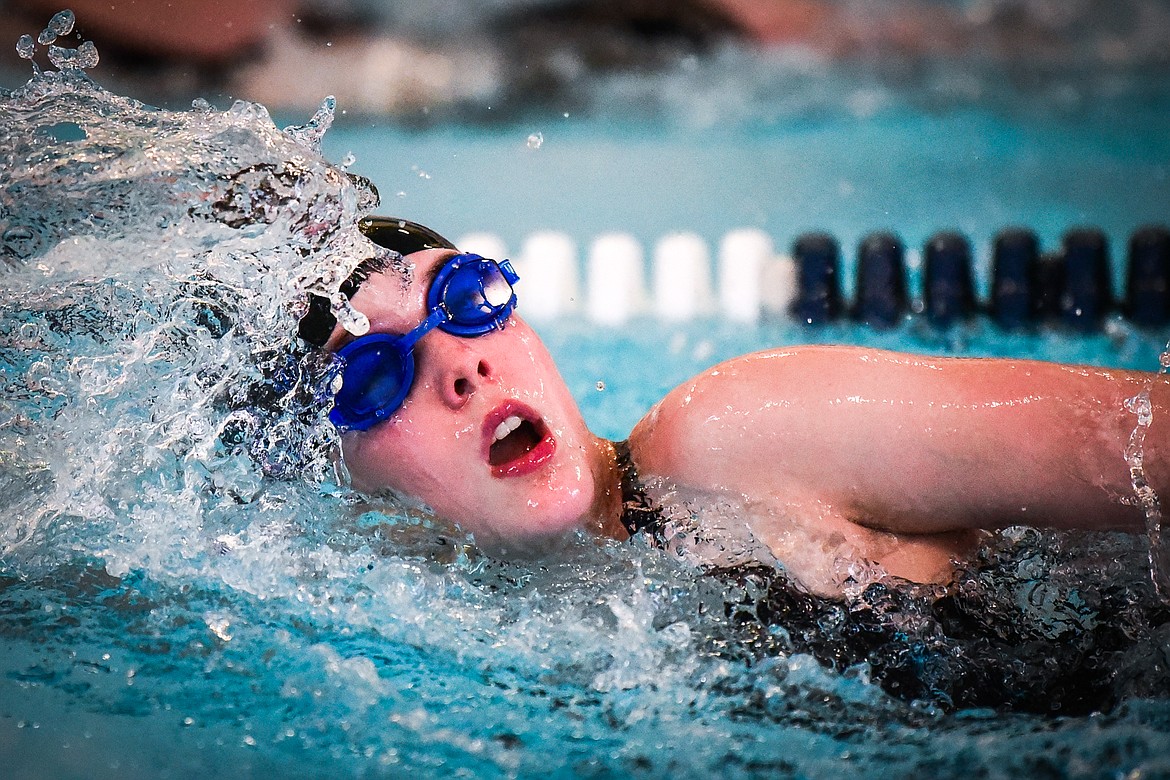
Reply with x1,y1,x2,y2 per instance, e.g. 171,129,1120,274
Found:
586,436,628,539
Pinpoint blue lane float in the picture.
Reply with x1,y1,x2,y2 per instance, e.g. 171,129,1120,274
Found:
990,228,1040,331
1034,250,1067,325
853,231,908,329
923,231,976,329
1125,225,1170,329
788,224,1165,331
791,232,843,325
476,224,1165,331
1060,227,1113,333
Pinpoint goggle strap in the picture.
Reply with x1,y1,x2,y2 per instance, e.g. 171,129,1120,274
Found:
395,305,449,352
498,259,519,285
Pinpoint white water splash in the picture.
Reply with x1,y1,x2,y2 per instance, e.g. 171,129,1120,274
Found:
37,9,75,45
15,9,97,74
0,61,388,578
4,14,1170,778
1125,339,1170,602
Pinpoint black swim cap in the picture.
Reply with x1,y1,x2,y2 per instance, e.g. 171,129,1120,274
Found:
298,217,458,347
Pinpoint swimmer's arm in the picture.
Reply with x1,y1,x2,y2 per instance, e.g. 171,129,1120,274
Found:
631,345,1168,535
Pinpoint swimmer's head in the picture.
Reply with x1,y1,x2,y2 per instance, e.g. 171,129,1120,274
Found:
307,217,611,547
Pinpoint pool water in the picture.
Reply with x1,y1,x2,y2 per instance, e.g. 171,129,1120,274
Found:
319,105,1170,282
3,44,1170,780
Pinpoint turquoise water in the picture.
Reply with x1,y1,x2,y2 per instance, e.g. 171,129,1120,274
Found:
2,46,1170,780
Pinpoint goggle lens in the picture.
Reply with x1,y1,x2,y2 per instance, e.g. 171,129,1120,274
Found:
333,337,412,422
443,260,514,327
329,253,518,431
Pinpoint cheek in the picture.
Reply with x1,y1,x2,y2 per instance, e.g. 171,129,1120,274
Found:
342,412,469,497
496,330,575,411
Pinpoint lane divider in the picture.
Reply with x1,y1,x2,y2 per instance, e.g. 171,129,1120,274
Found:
457,226,1170,331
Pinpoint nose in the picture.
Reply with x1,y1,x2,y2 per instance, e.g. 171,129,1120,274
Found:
422,333,493,410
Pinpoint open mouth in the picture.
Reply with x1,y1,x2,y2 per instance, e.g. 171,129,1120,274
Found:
484,403,556,478
489,415,542,466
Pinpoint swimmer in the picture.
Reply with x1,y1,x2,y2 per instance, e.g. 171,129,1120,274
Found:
302,217,1169,597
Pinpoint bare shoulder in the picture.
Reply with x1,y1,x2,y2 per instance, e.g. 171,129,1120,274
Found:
624,343,1170,591
629,342,1167,536
627,344,854,494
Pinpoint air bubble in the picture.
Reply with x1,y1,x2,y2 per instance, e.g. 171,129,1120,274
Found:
527,132,544,150
596,381,606,391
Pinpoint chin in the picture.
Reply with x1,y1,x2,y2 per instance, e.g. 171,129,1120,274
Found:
461,494,594,551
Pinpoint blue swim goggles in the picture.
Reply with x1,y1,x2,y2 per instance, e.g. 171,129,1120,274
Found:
329,251,520,431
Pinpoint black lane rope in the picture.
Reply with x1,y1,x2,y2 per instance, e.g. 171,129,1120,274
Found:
790,225,1170,332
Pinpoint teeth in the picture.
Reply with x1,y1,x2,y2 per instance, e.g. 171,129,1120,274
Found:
493,415,523,442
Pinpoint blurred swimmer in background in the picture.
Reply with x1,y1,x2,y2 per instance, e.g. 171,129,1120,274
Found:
4,0,1088,114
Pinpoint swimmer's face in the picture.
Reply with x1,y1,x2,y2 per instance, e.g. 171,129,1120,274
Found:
328,249,604,545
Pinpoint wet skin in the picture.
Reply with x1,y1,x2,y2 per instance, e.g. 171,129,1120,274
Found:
332,249,1170,596
629,347,1169,594
329,249,624,548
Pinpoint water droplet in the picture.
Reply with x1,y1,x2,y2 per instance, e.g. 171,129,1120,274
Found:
45,121,86,143
75,40,99,68
3,225,41,260
47,45,75,70
526,132,544,150
333,298,370,336
39,9,75,45
16,34,36,60
282,96,336,152
206,614,233,642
